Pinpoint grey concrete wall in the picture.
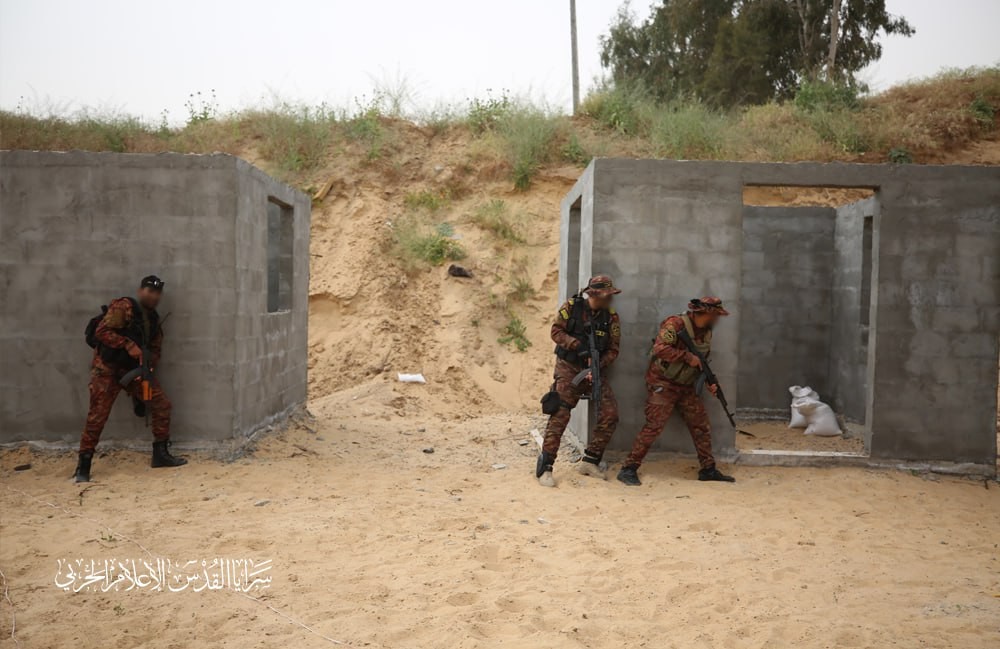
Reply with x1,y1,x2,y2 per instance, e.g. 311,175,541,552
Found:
738,207,835,410
587,160,744,455
828,197,877,422
0,151,309,446
562,159,1000,470
232,162,310,437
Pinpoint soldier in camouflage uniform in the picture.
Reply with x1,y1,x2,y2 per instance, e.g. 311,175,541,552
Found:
617,297,735,486
75,275,187,482
536,275,622,487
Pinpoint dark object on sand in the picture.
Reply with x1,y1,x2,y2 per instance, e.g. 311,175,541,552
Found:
448,264,473,278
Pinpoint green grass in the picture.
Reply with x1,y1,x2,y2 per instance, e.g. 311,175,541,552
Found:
394,218,466,269
1,66,996,178
497,312,531,352
509,273,536,302
470,199,524,244
404,189,450,212
498,107,560,190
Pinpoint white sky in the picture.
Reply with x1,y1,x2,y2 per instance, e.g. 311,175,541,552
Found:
1,0,998,123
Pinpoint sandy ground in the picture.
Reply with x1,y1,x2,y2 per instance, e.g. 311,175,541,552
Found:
2,387,999,649
737,420,866,454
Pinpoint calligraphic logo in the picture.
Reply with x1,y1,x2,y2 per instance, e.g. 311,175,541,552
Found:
54,558,272,593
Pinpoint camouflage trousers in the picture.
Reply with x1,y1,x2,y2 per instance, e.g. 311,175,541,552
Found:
542,359,619,461
79,368,172,453
624,380,714,470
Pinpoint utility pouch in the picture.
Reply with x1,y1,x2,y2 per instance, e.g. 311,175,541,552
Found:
541,385,561,415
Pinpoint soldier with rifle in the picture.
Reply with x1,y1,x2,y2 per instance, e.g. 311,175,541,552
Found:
74,275,187,482
617,297,736,486
536,275,622,487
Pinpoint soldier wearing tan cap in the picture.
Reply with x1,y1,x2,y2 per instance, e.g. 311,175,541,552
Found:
617,297,735,486
536,275,622,487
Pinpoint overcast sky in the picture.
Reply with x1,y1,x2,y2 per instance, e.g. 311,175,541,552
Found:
1,0,998,123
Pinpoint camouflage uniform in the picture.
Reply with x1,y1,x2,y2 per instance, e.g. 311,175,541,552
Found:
79,297,171,453
623,313,716,470
542,293,621,462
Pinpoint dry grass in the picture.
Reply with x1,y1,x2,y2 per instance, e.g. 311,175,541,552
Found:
1,67,997,181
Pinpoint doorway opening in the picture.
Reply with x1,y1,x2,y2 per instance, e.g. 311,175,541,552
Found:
736,185,878,457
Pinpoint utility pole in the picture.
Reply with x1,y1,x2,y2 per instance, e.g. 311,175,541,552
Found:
570,0,580,115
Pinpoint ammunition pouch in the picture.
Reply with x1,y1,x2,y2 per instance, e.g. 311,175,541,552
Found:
541,388,561,415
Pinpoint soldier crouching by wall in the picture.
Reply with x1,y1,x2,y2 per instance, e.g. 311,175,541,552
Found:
617,297,736,486
535,275,622,487
74,275,187,482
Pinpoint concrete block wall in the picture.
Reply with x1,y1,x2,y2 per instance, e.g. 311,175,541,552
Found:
233,162,310,436
561,159,1000,471
828,197,877,422
738,207,836,410
0,151,310,447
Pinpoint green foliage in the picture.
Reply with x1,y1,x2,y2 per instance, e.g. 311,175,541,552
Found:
888,147,913,164
184,90,218,125
580,84,652,135
498,312,531,352
794,80,861,112
509,273,536,302
969,95,995,128
600,0,913,107
244,102,337,172
394,218,466,268
471,199,524,243
344,94,385,160
467,89,512,134
498,107,559,190
650,101,728,159
404,189,450,212
561,133,589,165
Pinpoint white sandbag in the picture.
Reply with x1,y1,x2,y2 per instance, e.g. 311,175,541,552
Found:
794,398,841,436
788,385,819,428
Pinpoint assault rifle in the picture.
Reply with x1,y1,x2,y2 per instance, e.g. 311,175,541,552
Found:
119,348,154,427
117,313,170,428
676,328,737,429
571,322,602,410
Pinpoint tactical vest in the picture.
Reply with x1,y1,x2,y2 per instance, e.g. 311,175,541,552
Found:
554,295,613,363
655,314,711,385
99,297,160,369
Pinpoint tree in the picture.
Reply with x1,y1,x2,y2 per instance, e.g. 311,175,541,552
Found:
599,0,914,107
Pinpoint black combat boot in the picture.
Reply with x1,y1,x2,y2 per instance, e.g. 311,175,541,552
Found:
151,441,188,468
617,465,641,486
698,466,735,482
536,451,556,487
577,450,606,479
535,452,554,478
74,452,93,483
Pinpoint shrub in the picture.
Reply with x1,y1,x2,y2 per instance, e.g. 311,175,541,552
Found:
470,199,524,243
240,103,336,172
467,90,512,134
344,94,385,160
498,107,559,190
498,312,531,352
394,218,466,268
888,147,913,164
970,95,995,129
580,84,652,136
509,273,535,302
650,101,729,159
794,80,861,112
561,132,590,165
